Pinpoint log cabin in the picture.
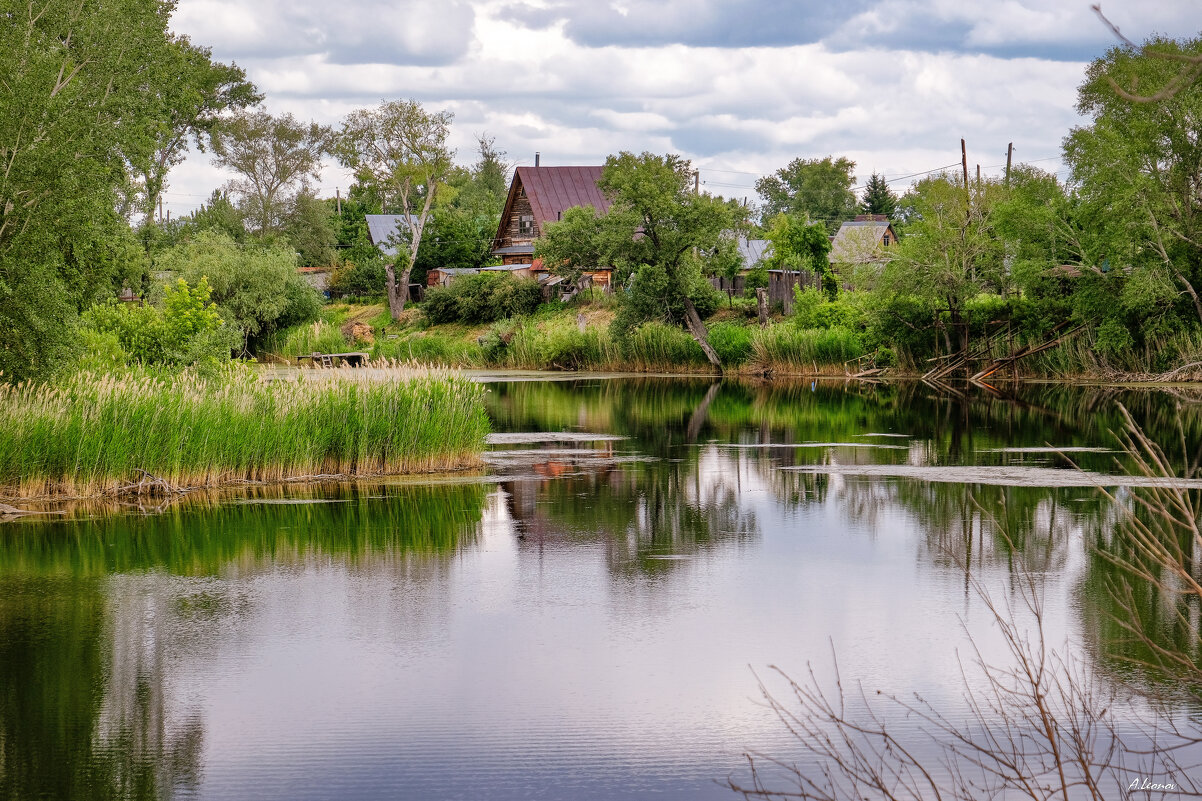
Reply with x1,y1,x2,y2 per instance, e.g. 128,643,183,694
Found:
491,164,614,291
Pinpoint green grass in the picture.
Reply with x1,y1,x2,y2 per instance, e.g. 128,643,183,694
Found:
372,332,485,366
623,321,711,370
751,325,866,370
0,365,491,499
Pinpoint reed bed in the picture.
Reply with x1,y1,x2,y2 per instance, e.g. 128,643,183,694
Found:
0,366,491,499
750,325,866,372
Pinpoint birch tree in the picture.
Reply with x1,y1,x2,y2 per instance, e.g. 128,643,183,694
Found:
336,100,454,318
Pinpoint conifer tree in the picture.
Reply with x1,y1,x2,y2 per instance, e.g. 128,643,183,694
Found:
859,173,898,218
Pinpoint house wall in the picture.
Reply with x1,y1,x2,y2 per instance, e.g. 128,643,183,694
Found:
498,188,537,255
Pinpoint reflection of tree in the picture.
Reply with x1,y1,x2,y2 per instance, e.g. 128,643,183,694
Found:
499,447,758,577
0,578,203,800
0,482,490,800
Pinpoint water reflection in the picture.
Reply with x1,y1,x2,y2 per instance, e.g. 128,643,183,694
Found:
1,378,1200,799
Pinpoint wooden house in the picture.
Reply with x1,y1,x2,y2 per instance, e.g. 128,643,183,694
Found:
829,214,898,265
491,165,613,290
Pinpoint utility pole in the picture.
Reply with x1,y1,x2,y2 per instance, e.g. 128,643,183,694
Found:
158,197,163,223
336,188,342,215
1005,142,1014,187
694,170,700,194
976,164,981,188
960,139,969,188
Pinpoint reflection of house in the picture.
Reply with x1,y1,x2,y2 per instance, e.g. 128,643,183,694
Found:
829,214,897,266
491,163,614,291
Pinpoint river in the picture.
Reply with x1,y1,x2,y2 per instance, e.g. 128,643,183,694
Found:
2,377,1200,799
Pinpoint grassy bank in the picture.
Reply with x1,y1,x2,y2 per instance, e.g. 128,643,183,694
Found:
266,301,870,375
0,366,490,499
263,296,1202,381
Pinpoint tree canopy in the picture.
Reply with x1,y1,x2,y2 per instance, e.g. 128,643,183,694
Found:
755,156,858,233
537,151,740,367
336,99,455,318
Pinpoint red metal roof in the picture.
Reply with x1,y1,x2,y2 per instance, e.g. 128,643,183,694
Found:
515,166,610,226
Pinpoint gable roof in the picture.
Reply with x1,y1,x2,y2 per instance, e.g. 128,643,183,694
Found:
495,166,610,242
829,219,894,263
738,237,771,268
365,214,420,257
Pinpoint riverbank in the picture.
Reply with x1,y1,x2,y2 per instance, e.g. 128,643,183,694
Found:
264,301,1202,382
0,365,490,501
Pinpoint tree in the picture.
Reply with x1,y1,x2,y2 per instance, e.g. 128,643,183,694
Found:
0,0,180,380
211,111,329,237
1065,35,1202,327
153,231,321,353
336,99,455,319
284,193,338,268
876,174,1004,352
137,37,261,226
858,173,897,218
755,156,857,234
536,152,739,369
763,214,836,300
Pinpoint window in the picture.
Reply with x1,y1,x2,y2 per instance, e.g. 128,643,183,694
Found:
883,233,891,246
518,215,535,236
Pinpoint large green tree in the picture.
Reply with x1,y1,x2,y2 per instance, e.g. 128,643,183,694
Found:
875,174,1005,352
137,37,261,225
1065,35,1202,327
537,152,739,368
755,156,857,233
336,99,455,318
0,0,181,380
859,173,898,218
211,111,330,237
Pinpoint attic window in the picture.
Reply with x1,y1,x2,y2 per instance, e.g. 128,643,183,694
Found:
518,215,535,236
883,233,891,246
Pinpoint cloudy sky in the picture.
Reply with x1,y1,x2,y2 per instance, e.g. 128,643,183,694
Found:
162,0,1202,217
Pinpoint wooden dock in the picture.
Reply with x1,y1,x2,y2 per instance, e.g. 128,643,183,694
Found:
297,352,370,368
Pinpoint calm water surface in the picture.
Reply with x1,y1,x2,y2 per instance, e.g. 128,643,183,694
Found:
3,378,1201,800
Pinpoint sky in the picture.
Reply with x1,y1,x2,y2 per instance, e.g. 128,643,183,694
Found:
162,0,1202,218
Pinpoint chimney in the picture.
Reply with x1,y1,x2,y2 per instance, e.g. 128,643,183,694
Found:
535,152,540,167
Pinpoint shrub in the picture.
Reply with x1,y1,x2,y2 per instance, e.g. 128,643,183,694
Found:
422,273,543,325
82,278,237,368
154,230,322,351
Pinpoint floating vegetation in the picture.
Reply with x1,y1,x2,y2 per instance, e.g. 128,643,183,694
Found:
977,446,1114,454
781,464,1202,488
486,432,628,444
0,365,491,499
719,442,909,450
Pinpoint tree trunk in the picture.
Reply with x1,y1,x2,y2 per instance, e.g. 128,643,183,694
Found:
385,263,401,320
395,265,413,317
1172,266,1202,326
756,287,769,328
682,296,723,371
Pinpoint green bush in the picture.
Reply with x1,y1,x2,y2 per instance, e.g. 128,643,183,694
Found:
423,273,543,325
154,230,322,351
707,321,754,365
81,277,237,368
